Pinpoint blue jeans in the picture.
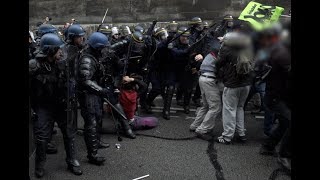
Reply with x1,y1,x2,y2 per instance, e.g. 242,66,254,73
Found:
244,82,266,110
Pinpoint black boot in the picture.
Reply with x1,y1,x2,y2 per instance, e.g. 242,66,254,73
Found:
140,101,152,114
96,119,110,149
146,89,160,111
184,105,190,114
67,159,83,176
140,91,152,114
84,125,106,166
184,89,192,114
35,139,47,178
63,136,83,175
114,104,136,139
162,86,174,120
176,87,183,106
46,142,58,154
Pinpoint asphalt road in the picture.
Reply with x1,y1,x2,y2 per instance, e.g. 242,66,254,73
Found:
29,95,290,180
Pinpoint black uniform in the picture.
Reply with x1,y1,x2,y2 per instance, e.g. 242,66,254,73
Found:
170,39,200,113
29,53,81,175
76,47,109,164
146,38,175,119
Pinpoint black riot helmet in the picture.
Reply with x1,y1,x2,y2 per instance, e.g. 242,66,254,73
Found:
120,25,132,36
223,15,234,28
37,24,58,37
203,21,209,29
131,31,144,43
167,21,179,33
67,24,85,40
154,28,168,41
177,26,191,37
40,33,65,56
189,17,203,31
189,17,202,25
99,25,112,37
134,25,144,34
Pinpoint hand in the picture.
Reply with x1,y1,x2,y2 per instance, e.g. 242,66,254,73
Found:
123,76,134,83
167,43,173,49
217,37,223,42
195,54,203,61
191,68,197,74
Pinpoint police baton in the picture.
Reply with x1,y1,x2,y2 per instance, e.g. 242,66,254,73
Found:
166,26,192,45
97,8,109,32
103,98,128,120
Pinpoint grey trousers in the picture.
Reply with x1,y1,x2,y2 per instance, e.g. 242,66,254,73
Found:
221,85,250,141
190,76,224,134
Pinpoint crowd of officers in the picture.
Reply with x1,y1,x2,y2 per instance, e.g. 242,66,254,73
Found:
29,15,291,178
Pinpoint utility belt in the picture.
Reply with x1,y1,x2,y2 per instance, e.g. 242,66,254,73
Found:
200,72,216,79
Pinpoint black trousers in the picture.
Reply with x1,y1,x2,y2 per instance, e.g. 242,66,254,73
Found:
262,96,291,157
78,93,103,157
33,103,77,164
180,71,198,106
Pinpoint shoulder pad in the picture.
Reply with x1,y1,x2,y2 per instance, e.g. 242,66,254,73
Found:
81,57,92,64
29,59,40,73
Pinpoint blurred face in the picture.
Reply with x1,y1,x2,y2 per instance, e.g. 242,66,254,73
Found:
74,36,84,47
54,48,64,61
180,35,189,44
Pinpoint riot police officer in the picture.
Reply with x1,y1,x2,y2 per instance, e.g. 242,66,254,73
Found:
145,28,175,119
111,27,121,45
171,26,203,114
99,24,113,38
189,17,205,107
76,33,136,166
134,25,144,34
29,33,83,178
33,23,62,155
65,24,111,148
214,15,234,39
167,21,179,42
189,17,204,44
119,25,132,40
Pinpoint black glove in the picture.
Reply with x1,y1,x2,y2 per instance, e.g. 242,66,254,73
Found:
152,20,158,25
101,88,112,97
